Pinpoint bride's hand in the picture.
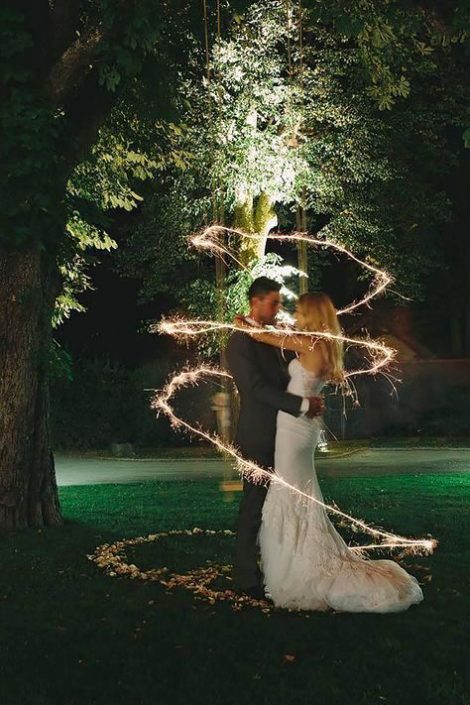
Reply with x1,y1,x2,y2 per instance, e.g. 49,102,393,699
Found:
305,396,325,418
234,314,250,328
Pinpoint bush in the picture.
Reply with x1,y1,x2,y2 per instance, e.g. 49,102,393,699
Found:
50,354,221,451
416,385,470,436
50,357,174,450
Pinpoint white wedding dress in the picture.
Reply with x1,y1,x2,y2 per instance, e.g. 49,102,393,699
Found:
259,357,424,613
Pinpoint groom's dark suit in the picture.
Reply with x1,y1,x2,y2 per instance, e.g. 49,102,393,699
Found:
226,330,304,591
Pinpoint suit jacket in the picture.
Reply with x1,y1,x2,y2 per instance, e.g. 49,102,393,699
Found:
225,331,303,464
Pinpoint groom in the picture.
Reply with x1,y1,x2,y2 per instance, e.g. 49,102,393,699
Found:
225,276,324,600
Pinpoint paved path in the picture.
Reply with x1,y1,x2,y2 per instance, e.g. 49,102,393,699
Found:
55,448,470,486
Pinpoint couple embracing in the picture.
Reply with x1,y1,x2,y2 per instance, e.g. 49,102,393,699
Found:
226,277,423,613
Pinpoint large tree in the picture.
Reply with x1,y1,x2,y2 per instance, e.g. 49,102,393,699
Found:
0,0,177,529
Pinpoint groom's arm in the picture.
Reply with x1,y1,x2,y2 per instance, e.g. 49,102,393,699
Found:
226,333,303,417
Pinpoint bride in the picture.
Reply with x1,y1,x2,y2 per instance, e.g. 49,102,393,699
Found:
237,292,423,613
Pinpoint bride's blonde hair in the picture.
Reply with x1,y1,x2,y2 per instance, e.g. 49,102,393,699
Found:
297,292,344,384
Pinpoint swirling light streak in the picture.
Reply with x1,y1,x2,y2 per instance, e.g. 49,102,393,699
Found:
151,365,437,556
190,225,392,315
151,223,437,558
154,319,395,380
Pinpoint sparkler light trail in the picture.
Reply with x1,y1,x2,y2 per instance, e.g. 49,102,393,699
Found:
154,319,395,380
150,365,437,556
191,225,393,315
150,223,437,558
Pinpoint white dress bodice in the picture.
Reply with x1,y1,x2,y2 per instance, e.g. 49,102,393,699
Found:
285,357,326,398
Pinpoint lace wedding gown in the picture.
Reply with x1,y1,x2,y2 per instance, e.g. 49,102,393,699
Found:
259,357,424,613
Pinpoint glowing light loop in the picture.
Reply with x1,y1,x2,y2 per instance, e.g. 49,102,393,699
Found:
150,224,437,558
150,365,437,556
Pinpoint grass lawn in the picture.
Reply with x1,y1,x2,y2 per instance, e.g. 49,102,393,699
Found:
1,473,469,705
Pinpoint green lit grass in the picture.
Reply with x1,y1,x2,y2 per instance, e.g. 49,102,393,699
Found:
1,474,469,705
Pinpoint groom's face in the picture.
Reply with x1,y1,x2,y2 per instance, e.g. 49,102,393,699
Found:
252,291,281,325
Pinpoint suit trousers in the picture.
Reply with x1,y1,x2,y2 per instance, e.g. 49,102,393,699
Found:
233,450,273,591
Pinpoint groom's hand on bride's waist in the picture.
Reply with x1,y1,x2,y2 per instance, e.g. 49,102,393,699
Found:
305,396,325,418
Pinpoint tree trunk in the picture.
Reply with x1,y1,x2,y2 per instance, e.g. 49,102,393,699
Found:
450,313,463,357
234,191,277,266
465,250,470,357
0,245,62,530
295,203,309,295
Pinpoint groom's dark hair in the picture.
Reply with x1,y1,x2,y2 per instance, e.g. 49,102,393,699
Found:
248,276,281,302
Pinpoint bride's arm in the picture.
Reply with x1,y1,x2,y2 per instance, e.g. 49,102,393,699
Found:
235,317,317,354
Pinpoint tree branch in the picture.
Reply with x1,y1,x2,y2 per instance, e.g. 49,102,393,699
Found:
48,0,83,59
44,23,107,104
61,70,117,176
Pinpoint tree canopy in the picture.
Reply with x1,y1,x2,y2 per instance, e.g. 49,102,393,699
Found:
112,0,469,331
